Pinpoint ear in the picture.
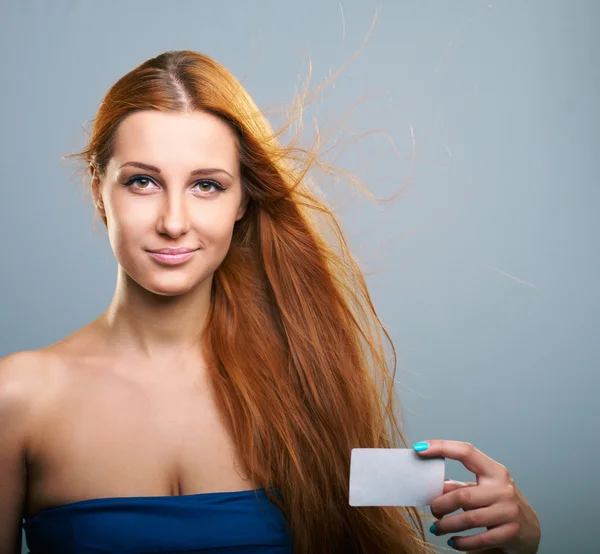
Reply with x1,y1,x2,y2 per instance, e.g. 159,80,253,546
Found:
90,165,105,216
235,190,249,221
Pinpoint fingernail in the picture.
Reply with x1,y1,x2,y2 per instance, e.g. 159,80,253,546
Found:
429,523,436,534
447,538,455,549
413,441,429,451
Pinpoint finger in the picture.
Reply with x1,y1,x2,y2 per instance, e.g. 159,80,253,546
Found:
431,485,505,520
414,440,509,480
432,481,477,519
442,480,476,495
431,502,517,536
446,521,521,552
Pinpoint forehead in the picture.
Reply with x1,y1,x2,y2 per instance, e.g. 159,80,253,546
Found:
110,110,239,175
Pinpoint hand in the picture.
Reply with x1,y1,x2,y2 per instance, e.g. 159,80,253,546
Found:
413,440,541,554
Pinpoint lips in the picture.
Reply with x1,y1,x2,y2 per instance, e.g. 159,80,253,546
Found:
146,248,198,265
147,247,197,255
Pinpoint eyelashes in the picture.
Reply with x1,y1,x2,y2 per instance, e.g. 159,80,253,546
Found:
122,174,226,195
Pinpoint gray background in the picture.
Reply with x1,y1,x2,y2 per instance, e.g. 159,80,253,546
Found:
1,1,597,553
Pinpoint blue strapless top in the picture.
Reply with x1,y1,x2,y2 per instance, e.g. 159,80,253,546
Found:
22,488,293,553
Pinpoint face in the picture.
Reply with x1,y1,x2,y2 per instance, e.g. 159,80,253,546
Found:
92,110,246,297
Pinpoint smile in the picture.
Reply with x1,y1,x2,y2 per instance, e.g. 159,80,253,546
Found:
146,250,198,265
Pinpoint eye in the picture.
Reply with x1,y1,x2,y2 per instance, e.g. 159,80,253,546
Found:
123,175,226,194
194,180,225,193
123,175,158,191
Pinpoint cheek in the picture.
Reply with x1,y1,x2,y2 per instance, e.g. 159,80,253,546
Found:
106,210,148,261
194,206,240,246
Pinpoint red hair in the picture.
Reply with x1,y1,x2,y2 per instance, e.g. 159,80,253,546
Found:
66,50,437,553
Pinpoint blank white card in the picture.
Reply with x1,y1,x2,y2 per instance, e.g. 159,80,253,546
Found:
349,448,445,507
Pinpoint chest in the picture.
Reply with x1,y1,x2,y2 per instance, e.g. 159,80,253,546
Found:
26,368,253,516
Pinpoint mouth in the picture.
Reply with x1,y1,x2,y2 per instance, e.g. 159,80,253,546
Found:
146,248,199,265
147,247,198,255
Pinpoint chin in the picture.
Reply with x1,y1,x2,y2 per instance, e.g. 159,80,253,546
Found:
146,286,190,297
141,273,213,297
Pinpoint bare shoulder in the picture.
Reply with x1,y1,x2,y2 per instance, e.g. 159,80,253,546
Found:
0,349,66,420
0,350,43,400
0,351,67,553
0,319,110,421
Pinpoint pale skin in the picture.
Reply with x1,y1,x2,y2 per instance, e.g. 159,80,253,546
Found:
416,440,541,553
0,110,252,553
0,110,540,554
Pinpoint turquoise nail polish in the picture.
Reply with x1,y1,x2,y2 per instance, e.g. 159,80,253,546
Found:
429,523,436,534
413,441,429,451
447,538,455,548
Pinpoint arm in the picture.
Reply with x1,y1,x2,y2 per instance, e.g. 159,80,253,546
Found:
0,352,33,554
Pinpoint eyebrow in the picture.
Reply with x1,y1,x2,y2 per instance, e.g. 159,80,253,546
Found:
119,161,234,179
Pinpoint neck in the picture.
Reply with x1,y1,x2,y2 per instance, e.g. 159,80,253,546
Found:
99,267,212,367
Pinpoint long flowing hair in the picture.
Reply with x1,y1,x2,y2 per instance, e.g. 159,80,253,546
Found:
65,50,437,554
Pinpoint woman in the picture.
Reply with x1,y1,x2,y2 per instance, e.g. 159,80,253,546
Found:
0,50,540,554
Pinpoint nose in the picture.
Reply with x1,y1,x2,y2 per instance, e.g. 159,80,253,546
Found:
155,191,191,238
